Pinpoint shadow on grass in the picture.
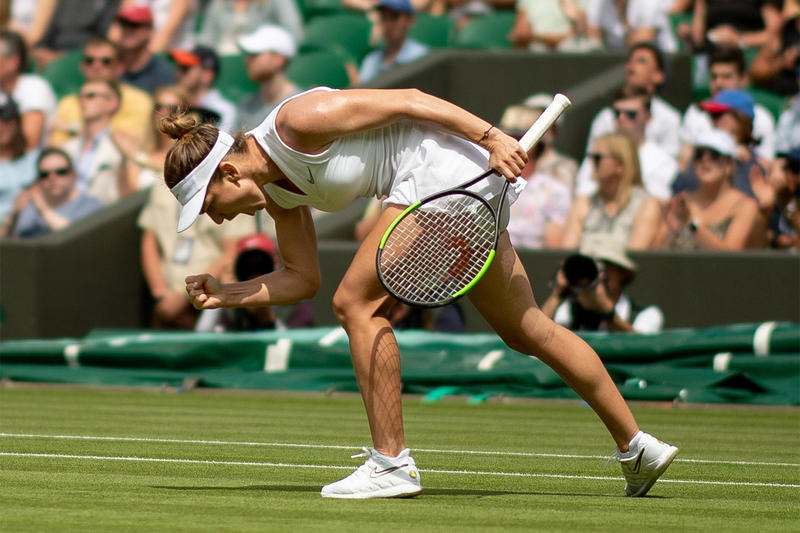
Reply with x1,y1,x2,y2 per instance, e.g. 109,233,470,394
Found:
151,484,619,498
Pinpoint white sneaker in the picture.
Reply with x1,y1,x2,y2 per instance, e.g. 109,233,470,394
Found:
321,447,422,499
612,431,678,497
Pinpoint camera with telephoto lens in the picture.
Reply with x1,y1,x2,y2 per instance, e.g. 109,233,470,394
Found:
562,253,602,291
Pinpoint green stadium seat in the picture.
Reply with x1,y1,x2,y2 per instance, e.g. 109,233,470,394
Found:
668,12,693,52
301,13,372,63
452,12,515,50
214,54,259,103
41,50,84,99
301,0,347,21
286,50,351,89
409,14,455,48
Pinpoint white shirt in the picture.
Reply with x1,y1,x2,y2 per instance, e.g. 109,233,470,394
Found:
679,103,776,161
585,96,682,159
586,0,677,53
575,140,678,201
199,88,238,134
12,74,57,146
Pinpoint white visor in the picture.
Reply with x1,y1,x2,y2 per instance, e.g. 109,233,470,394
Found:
170,130,234,232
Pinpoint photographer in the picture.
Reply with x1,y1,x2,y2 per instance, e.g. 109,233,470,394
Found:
541,235,664,333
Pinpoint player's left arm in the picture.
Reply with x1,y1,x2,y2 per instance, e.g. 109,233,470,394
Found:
276,88,527,180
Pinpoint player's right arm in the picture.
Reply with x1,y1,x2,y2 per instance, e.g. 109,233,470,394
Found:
186,198,321,309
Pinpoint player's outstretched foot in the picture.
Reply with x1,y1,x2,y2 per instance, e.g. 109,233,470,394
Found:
321,447,422,499
612,431,678,497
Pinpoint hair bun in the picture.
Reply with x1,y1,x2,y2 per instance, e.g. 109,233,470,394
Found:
158,113,199,140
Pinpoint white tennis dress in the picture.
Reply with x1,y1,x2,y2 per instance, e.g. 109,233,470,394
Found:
247,87,518,225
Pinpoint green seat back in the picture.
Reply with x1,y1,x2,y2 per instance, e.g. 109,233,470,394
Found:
453,12,515,50
302,13,372,63
215,54,259,103
41,50,85,99
286,50,351,89
409,14,455,48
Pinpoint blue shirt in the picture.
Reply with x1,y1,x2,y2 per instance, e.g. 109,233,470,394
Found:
359,38,429,83
11,193,103,238
0,150,38,220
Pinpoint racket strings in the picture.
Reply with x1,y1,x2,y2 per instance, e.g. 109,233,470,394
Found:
379,194,497,305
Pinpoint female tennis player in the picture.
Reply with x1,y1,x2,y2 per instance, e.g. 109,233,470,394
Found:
163,87,677,499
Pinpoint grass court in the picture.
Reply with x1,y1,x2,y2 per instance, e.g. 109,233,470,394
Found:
1,386,798,532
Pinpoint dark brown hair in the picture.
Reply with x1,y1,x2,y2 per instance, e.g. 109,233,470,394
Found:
158,114,248,189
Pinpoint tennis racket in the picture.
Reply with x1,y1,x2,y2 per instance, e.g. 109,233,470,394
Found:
376,93,572,307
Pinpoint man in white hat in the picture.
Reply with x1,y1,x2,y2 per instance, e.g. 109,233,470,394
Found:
235,25,302,131
541,234,664,333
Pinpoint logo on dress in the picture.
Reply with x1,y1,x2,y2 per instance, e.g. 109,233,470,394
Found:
306,167,315,184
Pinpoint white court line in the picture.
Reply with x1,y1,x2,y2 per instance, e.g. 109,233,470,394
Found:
1,451,798,489
1,433,798,468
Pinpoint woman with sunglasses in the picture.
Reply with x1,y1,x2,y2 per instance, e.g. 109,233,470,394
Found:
113,85,191,191
2,147,103,238
561,132,662,250
658,129,765,250
156,86,678,500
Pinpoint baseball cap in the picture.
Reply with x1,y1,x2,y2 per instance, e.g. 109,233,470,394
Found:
170,46,220,74
498,105,540,137
235,233,277,281
579,234,637,272
237,25,297,58
693,128,736,158
700,89,755,120
376,0,414,14
116,5,153,25
0,92,20,120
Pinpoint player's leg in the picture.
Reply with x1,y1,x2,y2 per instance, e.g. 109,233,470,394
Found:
332,205,408,456
467,232,638,449
323,205,422,499
468,233,677,496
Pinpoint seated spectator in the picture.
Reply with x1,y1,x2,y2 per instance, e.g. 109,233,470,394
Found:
235,25,302,131
61,79,128,205
562,132,662,250
690,0,782,52
29,0,121,69
358,0,429,84
195,0,304,56
674,89,773,210
498,101,571,249
679,44,776,167
510,93,578,192
585,0,678,52
170,45,237,132
576,85,678,202
116,0,198,53
509,0,597,52
195,232,315,331
658,128,766,250
48,36,154,147
137,180,256,329
0,30,57,149
2,147,103,238
0,92,38,230
112,5,176,93
584,42,681,159
766,148,800,249
112,84,190,191
541,234,664,333
749,1,800,97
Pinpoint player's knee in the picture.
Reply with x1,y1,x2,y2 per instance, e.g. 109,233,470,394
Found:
332,284,366,326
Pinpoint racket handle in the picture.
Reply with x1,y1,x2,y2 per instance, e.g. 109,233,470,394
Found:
517,93,572,154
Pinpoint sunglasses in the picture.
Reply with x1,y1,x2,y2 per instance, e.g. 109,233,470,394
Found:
38,167,72,180
83,55,114,66
154,103,180,114
80,91,112,100
612,107,639,120
587,152,613,166
693,147,727,163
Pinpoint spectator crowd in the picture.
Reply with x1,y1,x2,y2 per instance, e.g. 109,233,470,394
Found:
1,0,798,333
